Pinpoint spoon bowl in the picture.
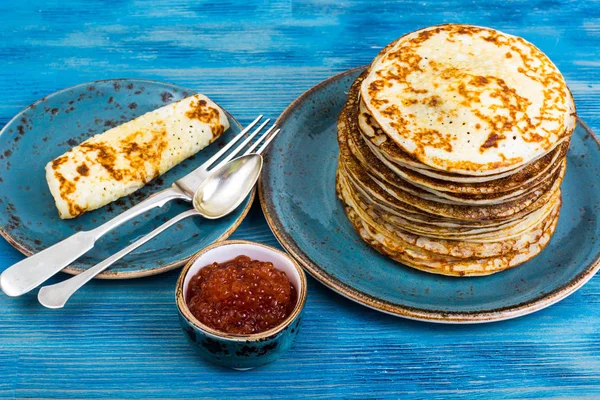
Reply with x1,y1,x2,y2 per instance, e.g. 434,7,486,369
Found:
193,155,263,219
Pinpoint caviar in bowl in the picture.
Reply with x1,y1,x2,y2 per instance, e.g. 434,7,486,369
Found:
175,240,307,370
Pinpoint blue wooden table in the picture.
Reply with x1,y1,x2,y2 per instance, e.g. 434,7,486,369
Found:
1,1,600,398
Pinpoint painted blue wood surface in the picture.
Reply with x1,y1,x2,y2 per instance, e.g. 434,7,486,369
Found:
0,0,599,398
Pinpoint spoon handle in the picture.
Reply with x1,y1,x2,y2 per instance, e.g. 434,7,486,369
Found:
0,186,188,297
37,209,201,309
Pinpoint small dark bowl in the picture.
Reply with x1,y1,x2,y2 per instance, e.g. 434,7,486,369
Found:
175,240,307,370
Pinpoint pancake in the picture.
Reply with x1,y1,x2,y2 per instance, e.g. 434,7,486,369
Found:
360,100,569,185
348,120,565,205
340,172,560,242
337,170,561,258
361,24,576,175
339,168,530,229
345,203,560,277
336,24,574,276
46,94,228,219
351,70,568,191
338,113,565,221
338,172,561,275
363,135,568,195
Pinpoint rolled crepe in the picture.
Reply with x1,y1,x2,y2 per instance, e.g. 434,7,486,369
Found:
46,94,229,219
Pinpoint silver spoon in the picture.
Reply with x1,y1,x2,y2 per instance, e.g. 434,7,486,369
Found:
37,152,266,309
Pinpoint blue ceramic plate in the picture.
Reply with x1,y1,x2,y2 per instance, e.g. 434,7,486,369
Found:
260,66,600,323
0,79,252,279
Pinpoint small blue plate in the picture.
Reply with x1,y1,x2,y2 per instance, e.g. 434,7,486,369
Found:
0,79,252,279
260,66,600,323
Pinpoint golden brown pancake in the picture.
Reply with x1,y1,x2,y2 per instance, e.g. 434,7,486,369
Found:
361,24,576,175
335,24,574,276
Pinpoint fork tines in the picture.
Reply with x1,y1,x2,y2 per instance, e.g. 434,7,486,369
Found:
203,115,280,173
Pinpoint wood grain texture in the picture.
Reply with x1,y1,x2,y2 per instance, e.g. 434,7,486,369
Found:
0,0,599,398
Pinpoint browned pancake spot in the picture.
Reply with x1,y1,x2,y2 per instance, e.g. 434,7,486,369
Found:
76,163,90,176
186,99,225,140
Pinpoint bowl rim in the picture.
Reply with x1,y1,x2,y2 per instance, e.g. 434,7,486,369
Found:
175,239,307,341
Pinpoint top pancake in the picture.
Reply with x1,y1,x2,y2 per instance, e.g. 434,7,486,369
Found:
361,24,576,175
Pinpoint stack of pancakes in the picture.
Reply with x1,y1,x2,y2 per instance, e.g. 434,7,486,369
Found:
336,24,576,276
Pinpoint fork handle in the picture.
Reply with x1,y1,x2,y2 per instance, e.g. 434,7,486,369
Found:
90,185,189,238
0,186,189,297
38,209,201,309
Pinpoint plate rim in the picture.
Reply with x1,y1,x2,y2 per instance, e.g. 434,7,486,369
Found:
259,65,600,323
0,78,254,279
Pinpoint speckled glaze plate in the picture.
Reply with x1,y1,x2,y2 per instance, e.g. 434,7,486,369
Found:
260,66,600,323
0,79,253,279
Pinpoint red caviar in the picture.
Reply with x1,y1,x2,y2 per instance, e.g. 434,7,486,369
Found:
186,255,297,335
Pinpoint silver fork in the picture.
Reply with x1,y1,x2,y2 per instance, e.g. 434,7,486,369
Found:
0,116,277,297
